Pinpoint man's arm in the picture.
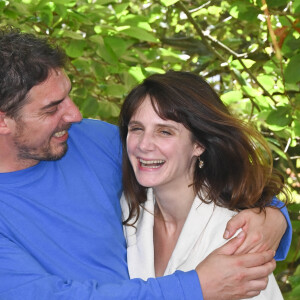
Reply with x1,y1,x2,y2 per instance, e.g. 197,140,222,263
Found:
223,198,291,260
0,233,201,300
1,231,277,300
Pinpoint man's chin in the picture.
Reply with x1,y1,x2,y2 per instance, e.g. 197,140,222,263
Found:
45,144,68,161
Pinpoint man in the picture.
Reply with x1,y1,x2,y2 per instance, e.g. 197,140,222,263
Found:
0,28,291,299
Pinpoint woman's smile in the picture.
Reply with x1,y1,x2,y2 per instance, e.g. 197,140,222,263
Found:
126,96,203,190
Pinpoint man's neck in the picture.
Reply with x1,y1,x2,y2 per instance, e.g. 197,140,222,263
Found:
0,140,38,173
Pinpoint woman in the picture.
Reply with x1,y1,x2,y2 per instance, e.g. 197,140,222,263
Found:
119,71,288,299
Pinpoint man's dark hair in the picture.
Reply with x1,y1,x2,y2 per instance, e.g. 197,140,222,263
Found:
0,27,67,118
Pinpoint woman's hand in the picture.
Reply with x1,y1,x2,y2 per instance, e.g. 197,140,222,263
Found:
223,207,287,254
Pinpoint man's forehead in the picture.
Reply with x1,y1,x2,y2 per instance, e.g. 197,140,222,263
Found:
26,69,71,105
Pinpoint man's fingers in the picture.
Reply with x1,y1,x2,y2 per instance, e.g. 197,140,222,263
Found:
217,231,246,255
235,240,267,255
238,278,269,299
238,250,275,269
246,260,276,281
224,212,247,239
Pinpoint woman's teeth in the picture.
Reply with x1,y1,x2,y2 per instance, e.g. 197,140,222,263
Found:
139,159,165,168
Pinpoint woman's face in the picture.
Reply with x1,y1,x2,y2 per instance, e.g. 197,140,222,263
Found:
126,96,203,192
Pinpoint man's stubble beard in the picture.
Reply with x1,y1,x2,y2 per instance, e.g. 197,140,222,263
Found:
13,120,69,162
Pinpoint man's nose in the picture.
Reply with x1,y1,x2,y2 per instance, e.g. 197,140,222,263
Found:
62,97,82,123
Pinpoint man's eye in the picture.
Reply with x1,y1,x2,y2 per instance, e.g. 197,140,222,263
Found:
46,108,58,115
161,130,171,136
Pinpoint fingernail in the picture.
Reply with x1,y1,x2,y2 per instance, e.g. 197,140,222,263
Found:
224,230,229,239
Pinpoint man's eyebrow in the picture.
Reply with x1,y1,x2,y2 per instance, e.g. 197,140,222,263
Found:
41,99,64,110
40,87,72,111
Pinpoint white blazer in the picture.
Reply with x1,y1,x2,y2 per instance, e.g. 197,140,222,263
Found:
121,188,283,300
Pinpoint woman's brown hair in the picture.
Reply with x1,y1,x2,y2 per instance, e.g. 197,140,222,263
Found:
119,71,287,225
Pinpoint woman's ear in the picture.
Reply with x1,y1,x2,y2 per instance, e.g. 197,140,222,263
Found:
193,143,205,157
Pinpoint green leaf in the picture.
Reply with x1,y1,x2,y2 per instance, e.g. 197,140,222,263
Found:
119,15,153,31
220,91,243,105
257,75,275,92
266,0,289,8
287,284,300,298
160,0,179,6
232,68,248,86
0,1,6,9
3,8,19,19
242,86,260,97
95,0,117,4
294,0,300,13
267,141,286,159
254,95,274,109
128,66,145,83
231,59,256,70
119,27,158,43
54,4,67,18
94,36,118,65
292,120,300,136
144,67,165,74
207,6,222,16
106,84,127,98
98,101,120,118
159,48,182,62
113,3,130,15
39,7,53,27
52,0,77,6
71,57,91,71
284,54,300,84
81,96,100,118
104,36,128,58
229,2,259,21
289,275,300,289
265,106,292,130
62,30,85,40
65,40,86,58
92,62,107,81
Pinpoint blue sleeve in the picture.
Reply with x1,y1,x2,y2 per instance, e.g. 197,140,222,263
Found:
0,235,203,300
271,197,292,261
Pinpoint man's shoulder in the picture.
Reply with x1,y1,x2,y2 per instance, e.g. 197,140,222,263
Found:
67,118,121,159
70,118,119,143
71,118,118,134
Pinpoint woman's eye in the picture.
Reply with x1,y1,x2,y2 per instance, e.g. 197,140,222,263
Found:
129,126,142,132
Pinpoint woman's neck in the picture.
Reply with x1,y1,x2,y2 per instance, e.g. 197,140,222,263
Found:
153,184,196,277
154,184,196,225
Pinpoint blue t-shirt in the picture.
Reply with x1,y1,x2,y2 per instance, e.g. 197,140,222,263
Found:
0,119,201,299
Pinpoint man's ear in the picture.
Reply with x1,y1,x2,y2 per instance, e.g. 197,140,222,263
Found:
0,111,12,134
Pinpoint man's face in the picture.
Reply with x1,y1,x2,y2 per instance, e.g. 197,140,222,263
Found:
10,68,82,164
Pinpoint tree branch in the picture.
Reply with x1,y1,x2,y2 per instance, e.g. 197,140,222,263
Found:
175,0,278,104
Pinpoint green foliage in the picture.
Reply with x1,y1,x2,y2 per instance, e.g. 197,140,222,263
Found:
1,0,299,297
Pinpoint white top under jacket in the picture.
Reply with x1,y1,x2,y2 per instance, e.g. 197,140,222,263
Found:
121,188,283,300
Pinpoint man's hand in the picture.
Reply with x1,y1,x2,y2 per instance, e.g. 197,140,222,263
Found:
223,207,287,254
196,231,276,300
